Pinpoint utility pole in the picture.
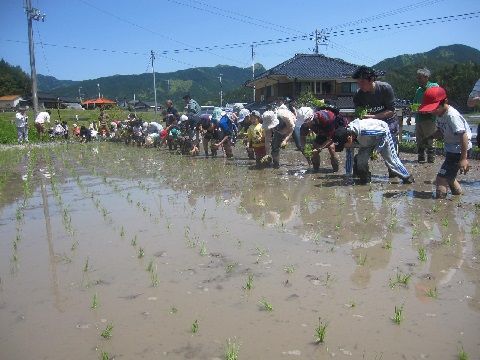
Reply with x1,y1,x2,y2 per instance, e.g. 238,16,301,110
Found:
314,29,319,54
78,86,82,103
314,29,328,54
218,74,223,108
151,50,158,115
97,83,101,99
251,44,256,103
25,0,45,115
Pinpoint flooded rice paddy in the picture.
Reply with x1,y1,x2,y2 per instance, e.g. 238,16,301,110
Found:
0,143,479,359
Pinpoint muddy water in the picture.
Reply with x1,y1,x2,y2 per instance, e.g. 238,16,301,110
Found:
0,143,479,359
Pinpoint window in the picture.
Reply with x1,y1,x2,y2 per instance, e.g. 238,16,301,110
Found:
315,81,321,94
340,82,358,94
322,81,332,94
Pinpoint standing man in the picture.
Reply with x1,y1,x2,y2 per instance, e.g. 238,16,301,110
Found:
353,66,399,147
34,109,51,137
182,94,201,140
409,68,439,163
164,99,179,126
15,107,29,144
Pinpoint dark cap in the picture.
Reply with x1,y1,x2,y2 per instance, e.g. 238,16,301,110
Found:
182,94,191,100
352,66,377,80
333,127,348,152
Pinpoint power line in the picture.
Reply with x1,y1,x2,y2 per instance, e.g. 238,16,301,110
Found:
34,23,52,77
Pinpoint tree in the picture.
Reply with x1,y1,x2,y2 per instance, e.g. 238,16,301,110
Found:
0,59,31,97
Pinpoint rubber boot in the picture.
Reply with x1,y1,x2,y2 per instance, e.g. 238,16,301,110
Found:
330,155,340,173
312,151,320,172
272,154,280,169
418,149,426,163
357,169,371,185
426,148,435,163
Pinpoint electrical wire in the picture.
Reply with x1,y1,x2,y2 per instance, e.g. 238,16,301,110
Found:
34,23,52,76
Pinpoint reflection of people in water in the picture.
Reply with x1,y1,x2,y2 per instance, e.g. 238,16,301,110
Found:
413,205,465,302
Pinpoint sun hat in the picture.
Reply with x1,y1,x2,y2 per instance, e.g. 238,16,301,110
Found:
179,114,188,123
262,110,279,129
212,107,222,121
238,108,250,123
250,110,261,118
418,86,447,113
296,107,314,123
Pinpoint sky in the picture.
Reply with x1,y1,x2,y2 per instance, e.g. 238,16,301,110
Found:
0,0,479,81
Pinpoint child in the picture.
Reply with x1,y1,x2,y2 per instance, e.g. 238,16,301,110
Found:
418,86,471,198
246,111,266,166
333,118,414,185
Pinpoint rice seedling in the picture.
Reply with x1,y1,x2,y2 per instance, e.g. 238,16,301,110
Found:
382,239,392,250
425,287,438,298
441,218,449,227
131,235,137,247
432,203,439,213
357,253,367,266
224,338,240,360
191,319,199,333
120,226,125,237
100,323,113,339
169,306,178,314
442,234,452,246
100,351,110,360
458,347,469,360
84,257,89,272
138,247,145,259
471,224,480,236
244,274,254,290
392,305,404,325
71,241,78,251
418,247,427,262
151,272,159,287
284,265,295,274
314,317,328,343
199,242,207,256
91,293,98,309
201,208,206,221
146,259,154,273
389,272,412,289
225,263,237,273
259,298,273,311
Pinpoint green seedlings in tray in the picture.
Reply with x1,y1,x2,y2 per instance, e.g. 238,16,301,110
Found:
138,247,145,259
418,247,427,262
392,305,404,325
314,317,328,343
100,323,113,339
224,338,240,360
259,298,273,311
284,265,295,274
425,287,438,298
191,319,199,333
244,274,254,290
91,293,98,309
389,272,412,289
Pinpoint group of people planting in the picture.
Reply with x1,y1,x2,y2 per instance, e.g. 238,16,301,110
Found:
13,67,475,199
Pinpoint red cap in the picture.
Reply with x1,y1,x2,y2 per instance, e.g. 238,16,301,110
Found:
418,86,447,113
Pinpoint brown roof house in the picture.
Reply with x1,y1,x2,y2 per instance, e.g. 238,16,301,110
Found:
0,95,23,110
245,54,361,109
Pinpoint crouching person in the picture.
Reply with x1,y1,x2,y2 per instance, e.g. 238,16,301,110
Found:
262,108,295,168
333,118,414,185
300,109,340,172
246,111,266,166
418,86,472,198
213,112,235,158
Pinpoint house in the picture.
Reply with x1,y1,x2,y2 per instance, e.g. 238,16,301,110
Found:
0,95,23,110
245,53,361,109
118,99,151,112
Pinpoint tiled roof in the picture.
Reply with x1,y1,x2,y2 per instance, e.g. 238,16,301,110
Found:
253,54,359,81
0,95,22,101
